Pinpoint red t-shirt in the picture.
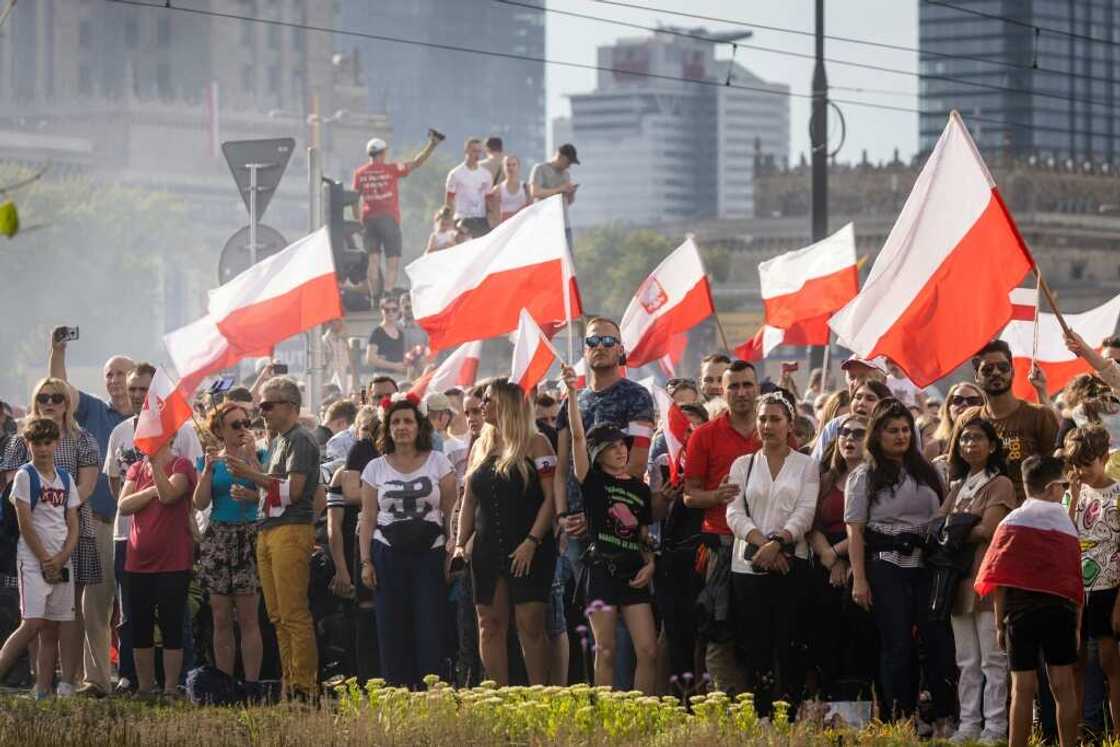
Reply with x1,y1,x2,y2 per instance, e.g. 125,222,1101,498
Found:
683,413,762,535
124,457,197,573
353,161,413,222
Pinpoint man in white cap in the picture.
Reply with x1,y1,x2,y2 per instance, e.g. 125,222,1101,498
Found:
352,130,443,301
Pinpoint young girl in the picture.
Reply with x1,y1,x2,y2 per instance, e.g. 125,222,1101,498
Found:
424,206,458,254
1065,424,1120,727
563,365,657,694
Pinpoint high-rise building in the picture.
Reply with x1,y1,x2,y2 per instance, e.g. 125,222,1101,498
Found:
920,1,1120,162
336,0,546,160
567,29,789,228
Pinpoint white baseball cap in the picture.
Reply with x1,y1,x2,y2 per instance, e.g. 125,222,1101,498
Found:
366,138,387,156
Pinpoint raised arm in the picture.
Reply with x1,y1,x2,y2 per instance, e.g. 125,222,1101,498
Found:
48,327,82,407
407,135,440,171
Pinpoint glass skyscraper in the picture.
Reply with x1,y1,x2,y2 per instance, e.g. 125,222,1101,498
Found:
920,0,1120,163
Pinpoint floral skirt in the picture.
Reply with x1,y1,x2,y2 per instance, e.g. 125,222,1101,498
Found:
197,522,259,596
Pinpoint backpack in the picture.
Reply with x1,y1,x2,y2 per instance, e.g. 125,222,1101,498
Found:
0,464,72,574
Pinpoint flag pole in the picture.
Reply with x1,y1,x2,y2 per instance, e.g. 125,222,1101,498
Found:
1032,267,1071,336
689,233,734,358
562,219,575,366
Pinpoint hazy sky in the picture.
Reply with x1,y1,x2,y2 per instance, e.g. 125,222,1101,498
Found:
544,0,918,164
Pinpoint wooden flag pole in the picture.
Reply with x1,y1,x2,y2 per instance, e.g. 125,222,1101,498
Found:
689,233,735,358
1033,267,1071,336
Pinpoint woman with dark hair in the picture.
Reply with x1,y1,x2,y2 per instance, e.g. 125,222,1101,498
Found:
725,391,818,716
805,414,878,700
939,409,1015,743
844,398,954,732
358,398,457,688
452,379,557,685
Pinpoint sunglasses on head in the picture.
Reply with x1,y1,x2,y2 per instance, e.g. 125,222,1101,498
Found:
259,400,290,412
36,393,66,405
227,419,253,431
838,427,867,439
585,335,619,349
950,395,984,407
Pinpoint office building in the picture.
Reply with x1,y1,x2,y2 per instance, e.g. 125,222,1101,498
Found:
920,1,1120,162
567,29,789,228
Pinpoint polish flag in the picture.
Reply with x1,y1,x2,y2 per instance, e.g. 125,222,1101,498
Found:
406,196,582,353
510,309,562,395
735,318,830,362
655,332,689,377
829,112,1035,386
572,359,587,388
649,383,691,485
760,224,858,331
163,314,246,398
1001,290,1120,401
208,227,341,355
974,497,1083,607
409,341,483,399
620,238,713,368
133,367,195,456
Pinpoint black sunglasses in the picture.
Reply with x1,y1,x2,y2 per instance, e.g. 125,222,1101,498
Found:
36,393,66,405
978,362,1011,374
585,335,619,349
950,395,984,407
228,419,253,431
838,427,867,439
259,400,291,412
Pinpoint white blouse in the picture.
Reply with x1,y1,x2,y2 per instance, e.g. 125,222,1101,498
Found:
725,449,819,575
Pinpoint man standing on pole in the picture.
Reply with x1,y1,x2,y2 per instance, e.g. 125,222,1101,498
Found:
353,130,443,302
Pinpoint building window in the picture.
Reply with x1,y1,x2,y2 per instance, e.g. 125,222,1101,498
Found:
268,24,281,50
125,17,139,48
79,66,93,95
268,65,280,94
156,62,172,98
1071,261,1086,281
240,20,253,45
292,28,304,52
157,17,170,47
79,20,92,48
241,64,254,93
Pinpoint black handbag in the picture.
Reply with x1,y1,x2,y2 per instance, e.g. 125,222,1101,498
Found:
381,519,443,553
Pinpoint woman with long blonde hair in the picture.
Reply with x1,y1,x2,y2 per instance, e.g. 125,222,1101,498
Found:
0,377,102,695
453,379,557,685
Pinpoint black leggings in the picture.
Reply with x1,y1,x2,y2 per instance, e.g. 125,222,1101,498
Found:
127,570,191,650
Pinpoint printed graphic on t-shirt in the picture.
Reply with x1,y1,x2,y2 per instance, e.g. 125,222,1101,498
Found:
1075,482,1120,591
383,477,434,521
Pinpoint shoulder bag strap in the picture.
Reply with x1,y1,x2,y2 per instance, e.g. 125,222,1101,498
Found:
740,454,755,518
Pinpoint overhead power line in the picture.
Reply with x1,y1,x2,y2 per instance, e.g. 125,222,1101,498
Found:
104,0,1120,144
927,0,1120,47
496,0,1119,113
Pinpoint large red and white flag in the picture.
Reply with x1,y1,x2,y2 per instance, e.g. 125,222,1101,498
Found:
648,383,691,485
164,228,339,397
208,227,341,355
760,223,858,332
735,319,829,362
620,238,713,368
974,497,1083,607
133,367,195,456
406,196,582,353
1001,290,1120,401
829,112,1035,386
510,309,562,395
409,341,483,399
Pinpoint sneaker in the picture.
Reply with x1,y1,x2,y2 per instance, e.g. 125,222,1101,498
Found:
950,728,982,743
76,682,107,698
27,688,51,701
979,729,1007,743
113,677,135,696
55,682,76,697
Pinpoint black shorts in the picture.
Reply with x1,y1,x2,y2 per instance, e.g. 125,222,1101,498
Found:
362,214,403,258
1086,587,1120,639
459,217,491,239
583,562,651,609
1006,605,1079,671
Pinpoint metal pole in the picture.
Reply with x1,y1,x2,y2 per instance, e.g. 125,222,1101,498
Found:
307,146,324,415
810,0,829,369
248,164,259,265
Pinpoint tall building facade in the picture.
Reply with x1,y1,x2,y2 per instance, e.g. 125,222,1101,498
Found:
567,29,789,228
336,0,546,160
920,1,1120,162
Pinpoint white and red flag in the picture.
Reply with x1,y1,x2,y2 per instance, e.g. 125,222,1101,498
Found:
409,341,483,399
510,309,563,395
735,320,828,362
133,367,195,456
974,497,1083,607
1001,289,1120,401
406,196,582,353
829,112,1035,386
165,228,341,397
648,383,691,485
620,238,713,368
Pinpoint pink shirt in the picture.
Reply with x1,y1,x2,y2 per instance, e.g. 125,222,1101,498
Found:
124,458,197,573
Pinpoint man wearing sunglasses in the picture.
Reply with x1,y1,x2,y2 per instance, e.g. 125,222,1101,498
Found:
973,340,1058,502
228,376,321,700
101,363,203,695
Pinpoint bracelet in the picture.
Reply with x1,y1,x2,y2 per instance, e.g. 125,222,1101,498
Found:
361,559,372,566
526,534,541,546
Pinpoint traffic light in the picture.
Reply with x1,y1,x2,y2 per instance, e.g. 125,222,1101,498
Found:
321,177,366,285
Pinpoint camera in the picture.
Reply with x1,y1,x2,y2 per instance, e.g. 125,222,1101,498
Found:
53,326,79,344
272,363,289,375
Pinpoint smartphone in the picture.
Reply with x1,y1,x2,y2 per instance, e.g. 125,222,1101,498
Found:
209,375,235,394
272,363,289,374
781,361,800,374
54,326,79,343
59,567,70,583
428,128,446,143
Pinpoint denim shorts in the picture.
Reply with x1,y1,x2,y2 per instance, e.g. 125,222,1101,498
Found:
547,554,573,637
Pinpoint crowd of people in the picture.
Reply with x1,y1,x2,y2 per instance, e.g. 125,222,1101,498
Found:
5,316,1120,745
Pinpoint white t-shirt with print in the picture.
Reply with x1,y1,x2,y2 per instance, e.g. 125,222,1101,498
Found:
11,466,80,560
1073,481,1120,592
361,451,454,548
445,163,492,219
103,418,203,540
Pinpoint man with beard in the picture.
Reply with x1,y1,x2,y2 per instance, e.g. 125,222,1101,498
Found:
974,340,1058,501
682,360,760,694
554,317,655,688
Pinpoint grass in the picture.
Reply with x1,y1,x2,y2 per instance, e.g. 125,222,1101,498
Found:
0,678,1108,746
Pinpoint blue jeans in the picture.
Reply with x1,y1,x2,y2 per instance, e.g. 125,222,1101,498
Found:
114,540,134,683
372,541,445,688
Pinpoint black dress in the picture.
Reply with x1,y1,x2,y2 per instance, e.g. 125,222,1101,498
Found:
468,456,557,606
